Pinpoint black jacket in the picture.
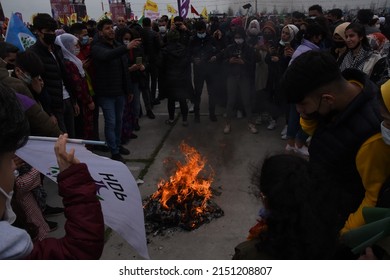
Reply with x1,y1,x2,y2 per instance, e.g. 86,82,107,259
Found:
29,39,72,112
91,39,132,97
309,69,382,216
189,34,218,65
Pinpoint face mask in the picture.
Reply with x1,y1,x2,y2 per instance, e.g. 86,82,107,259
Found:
20,72,32,84
248,28,259,36
73,47,80,56
0,187,16,224
80,36,89,45
159,26,167,33
235,38,244,45
42,32,56,45
381,122,390,145
197,32,206,39
123,40,130,45
334,41,346,48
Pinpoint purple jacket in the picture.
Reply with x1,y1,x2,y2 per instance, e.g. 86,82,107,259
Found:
289,39,321,66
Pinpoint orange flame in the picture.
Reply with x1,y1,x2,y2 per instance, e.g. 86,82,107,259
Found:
151,142,213,215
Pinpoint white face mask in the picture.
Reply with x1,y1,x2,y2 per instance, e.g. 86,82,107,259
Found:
123,40,130,45
159,26,167,33
0,187,16,224
381,121,390,145
235,38,244,45
248,28,259,36
73,47,80,56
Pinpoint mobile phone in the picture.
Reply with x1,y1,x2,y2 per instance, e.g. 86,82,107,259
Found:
285,42,290,48
136,57,142,65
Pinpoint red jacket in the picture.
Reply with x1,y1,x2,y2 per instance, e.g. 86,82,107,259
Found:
25,163,105,259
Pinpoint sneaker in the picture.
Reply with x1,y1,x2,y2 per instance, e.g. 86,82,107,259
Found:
237,110,243,119
295,145,309,157
224,124,231,134
248,123,258,134
146,110,156,119
285,144,296,152
119,146,130,155
45,219,58,232
255,115,263,125
281,134,288,140
280,125,288,136
111,153,126,163
267,119,277,130
151,99,161,105
43,205,64,217
136,179,144,185
175,102,180,109
165,119,175,126
188,103,194,113
130,133,138,139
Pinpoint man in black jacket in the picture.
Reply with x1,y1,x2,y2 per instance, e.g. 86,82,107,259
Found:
29,13,78,137
91,19,140,162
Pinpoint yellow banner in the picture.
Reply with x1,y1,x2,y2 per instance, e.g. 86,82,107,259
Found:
201,7,208,20
167,4,177,14
70,13,77,24
145,0,158,12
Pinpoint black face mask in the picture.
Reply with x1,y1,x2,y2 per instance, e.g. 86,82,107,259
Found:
5,63,15,70
333,41,346,48
42,32,56,45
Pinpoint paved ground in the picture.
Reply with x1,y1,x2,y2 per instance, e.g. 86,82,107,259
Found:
45,95,288,260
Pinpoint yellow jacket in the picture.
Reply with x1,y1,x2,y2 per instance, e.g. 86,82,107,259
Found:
301,117,390,235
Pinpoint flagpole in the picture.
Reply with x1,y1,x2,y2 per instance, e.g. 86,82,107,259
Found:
28,136,107,146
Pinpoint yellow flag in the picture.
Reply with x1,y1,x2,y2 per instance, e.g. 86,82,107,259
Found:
201,7,208,20
58,16,65,25
167,4,177,14
70,13,77,24
145,0,158,12
82,15,89,22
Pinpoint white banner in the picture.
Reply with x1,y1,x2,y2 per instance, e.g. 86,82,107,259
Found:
145,10,160,20
16,139,150,259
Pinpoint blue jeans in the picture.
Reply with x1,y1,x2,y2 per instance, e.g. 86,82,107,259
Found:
98,95,125,155
287,104,309,143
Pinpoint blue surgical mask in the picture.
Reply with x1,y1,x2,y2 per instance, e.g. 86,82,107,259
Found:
20,72,32,85
80,36,89,45
197,32,206,39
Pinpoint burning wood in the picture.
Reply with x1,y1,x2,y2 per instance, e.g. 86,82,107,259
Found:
144,142,224,233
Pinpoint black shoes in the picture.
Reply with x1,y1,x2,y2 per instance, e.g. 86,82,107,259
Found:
209,114,217,122
134,121,140,131
119,146,130,155
111,153,126,163
146,110,156,119
43,205,64,217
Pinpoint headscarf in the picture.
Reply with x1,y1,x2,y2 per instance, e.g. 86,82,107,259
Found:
261,21,276,35
367,32,390,57
55,33,85,77
279,24,299,45
231,17,243,27
247,19,260,36
333,22,350,41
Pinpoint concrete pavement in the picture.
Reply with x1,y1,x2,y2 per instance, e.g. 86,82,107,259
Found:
45,96,287,259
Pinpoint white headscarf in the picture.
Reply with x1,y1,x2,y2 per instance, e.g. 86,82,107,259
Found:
248,19,260,36
55,33,85,77
280,24,300,45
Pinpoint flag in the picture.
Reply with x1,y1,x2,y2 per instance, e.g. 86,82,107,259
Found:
70,13,77,24
177,0,190,19
82,14,89,22
145,0,158,12
138,15,144,25
5,13,36,51
201,7,208,20
167,4,177,14
190,5,199,16
16,139,150,259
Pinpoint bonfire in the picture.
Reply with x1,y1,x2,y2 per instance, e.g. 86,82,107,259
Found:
144,142,223,233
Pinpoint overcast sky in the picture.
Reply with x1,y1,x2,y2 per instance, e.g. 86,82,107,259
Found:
2,0,387,23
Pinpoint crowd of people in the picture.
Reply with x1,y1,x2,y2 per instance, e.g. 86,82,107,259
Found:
1,3,390,259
